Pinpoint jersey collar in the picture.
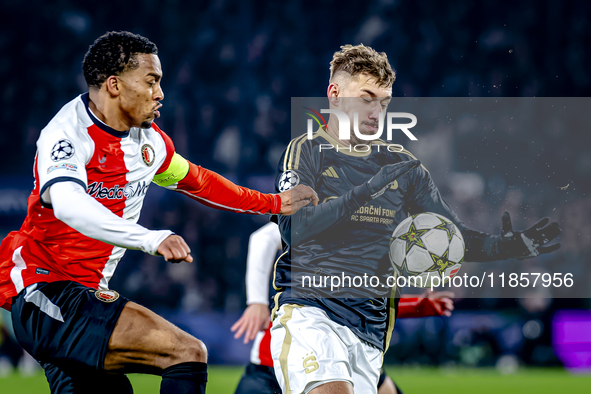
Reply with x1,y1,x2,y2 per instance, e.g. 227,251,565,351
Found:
81,93,130,138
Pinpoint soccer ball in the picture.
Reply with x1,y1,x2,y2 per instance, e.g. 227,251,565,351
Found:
389,212,465,288
50,139,75,162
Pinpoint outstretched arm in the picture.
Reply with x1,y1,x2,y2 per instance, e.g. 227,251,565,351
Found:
154,153,317,215
406,163,561,262
50,181,192,263
278,160,421,247
151,127,317,215
464,212,561,261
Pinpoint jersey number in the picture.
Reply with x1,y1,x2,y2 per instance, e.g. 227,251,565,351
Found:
303,355,319,374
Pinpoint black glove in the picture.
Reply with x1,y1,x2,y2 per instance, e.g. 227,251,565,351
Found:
366,160,420,199
497,212,561,259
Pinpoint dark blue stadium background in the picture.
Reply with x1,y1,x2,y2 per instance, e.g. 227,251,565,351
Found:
0,0,590,366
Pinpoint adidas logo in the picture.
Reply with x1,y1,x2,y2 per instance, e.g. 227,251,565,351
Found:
322,167,339,178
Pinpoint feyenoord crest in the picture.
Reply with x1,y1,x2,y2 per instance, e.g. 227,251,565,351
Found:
141,144,155,167
94,289,120,303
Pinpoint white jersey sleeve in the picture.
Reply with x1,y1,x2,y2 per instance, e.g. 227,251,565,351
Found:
36,103,94,206
246,222,283,305
50,181,173,255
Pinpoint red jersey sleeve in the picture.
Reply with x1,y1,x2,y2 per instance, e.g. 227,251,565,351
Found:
150,124,280,215
397,296,450,318
175,162,281,215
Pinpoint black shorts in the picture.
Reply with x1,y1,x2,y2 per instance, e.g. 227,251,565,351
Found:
11,281,128,371
234,363,282,394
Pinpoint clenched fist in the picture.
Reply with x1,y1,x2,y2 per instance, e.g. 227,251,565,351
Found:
278,184,319,215
157,234,193,263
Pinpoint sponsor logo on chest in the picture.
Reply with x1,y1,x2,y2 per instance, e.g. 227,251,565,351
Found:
87,181,149,200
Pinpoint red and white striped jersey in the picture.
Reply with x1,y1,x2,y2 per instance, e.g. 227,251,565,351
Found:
250,325,274,367
0,93,281,310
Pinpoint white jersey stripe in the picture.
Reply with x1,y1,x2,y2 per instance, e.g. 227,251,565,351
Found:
250,331,265,365
10,247,26,294
98,246,126,290
24,284,64,322
96,121,168,289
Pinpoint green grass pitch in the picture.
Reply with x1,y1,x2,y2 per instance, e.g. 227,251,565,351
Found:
1,366,589,393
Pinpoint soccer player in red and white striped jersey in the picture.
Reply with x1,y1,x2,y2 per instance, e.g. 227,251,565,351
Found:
0,31,317,394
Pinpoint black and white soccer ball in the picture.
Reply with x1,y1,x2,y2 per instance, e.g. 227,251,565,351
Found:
50,139,75,162
389,212,465,288
278,170,300,192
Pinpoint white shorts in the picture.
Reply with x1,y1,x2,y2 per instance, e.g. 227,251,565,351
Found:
270,304,382,394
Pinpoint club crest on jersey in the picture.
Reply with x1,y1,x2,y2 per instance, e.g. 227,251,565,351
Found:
278,170,300,192
141,144,155,167
94,289,120,303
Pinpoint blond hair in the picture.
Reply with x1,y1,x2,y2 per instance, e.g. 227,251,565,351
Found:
329,44,395,87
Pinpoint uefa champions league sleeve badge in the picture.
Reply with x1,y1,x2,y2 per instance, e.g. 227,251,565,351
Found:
278,170,300,192
50,139,75,162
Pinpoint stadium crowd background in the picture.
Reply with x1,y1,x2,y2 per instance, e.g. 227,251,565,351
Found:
0,0,590,371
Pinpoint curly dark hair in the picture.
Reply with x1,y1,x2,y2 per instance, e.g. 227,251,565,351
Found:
82,31,158,89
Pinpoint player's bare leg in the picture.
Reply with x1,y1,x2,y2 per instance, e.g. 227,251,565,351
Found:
309,381,355,394
378,375,398,394
105,301,207,393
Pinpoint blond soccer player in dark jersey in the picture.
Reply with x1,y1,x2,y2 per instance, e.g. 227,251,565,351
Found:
270,45,561,394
